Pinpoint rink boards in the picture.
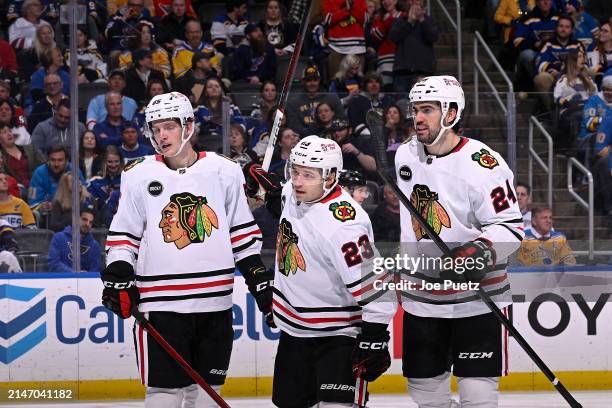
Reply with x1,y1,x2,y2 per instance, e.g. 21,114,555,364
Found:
0,267,610,400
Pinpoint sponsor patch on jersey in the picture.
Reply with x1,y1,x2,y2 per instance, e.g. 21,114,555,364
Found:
123,157,145,172
410,184,451,241
399,165,412,181
471,148,499,170
329,201,356,222
159,192,219,249
148,181,163,196
277,218,306,276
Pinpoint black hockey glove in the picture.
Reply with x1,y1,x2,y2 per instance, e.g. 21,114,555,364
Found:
443,239,496,284
101,261,139,319
243,163,283,217
351,322,391,382
237,255,276,328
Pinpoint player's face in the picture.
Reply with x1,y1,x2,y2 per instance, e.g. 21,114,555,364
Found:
151,119,183,155
516,186,530,211
351,186,370,205
533,210,553,235
290,165,325,202
159,202,184,242
412,102,442,144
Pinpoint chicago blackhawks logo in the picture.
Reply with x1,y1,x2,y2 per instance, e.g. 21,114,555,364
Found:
329,201,356,222
159,192,219,249
410,185,451,241
471,149,499,169
276,219,306,276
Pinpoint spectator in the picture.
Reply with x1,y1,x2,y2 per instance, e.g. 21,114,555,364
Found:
285,65,345,136
123,49,168,107
0,172,36,228
307,101,338,136
119,123,154,161
174,51,218,103
17,23,55,82
88,145,123,226
28,146,84,212
47,206,101,272
105,0,153,52
370,0,405,89
157,0,197,52
329,54,363,103
211,0,249,55
513,0,559,90
224,123,258,168
0,124,43,189
384,103,412,165
338,169,370,205
32,99,86,157
172,20,219,79
8,0,51,50
0,99,31,146
118,21,172,78
231,23,277,84
268,126,300,176
79,130,102,181
132,78,169,134
0,153,23,198
153,0,196,19
28,73,68,132
322,0,367,78
0,38,18,76
370,183,401,242
388,0,438,92
553,50,597,153
494,0,535,45
578,75,612,158
93,92,132,149
564,0,598,52
516,182,533,227
593,113,612,214
517,206,576,266
251,105,282,157
250,81,278,122
193,77,244,138
64,25,107,84
28,47,70,108
587,21,612,80
259,0,298,56
346,71,394,137
48,173,93,232
0,220,22,272
7,0,58,24
86,70,138,130
328,118,377,175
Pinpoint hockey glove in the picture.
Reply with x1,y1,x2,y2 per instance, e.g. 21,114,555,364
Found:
351,322,391,382
238,255,276,328
444,239,496,284
243,163,283,217
101,261,139,319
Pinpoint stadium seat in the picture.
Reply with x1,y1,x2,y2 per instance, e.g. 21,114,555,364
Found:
15,229,55,272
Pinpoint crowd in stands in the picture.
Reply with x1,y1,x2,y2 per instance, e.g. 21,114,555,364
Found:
0,0,607,271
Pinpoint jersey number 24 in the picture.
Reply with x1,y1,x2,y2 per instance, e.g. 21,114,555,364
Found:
490,179,517,213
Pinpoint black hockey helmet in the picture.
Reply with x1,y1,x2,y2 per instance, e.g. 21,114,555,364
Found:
338,169,366,191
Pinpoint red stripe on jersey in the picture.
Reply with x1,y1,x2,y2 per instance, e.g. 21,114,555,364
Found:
320,186,342,204
106,239,140,249
417,273,508,296
230,229,262,244
138,278,234,293
272,299,362,324
451,137,469,153
350,273,392,297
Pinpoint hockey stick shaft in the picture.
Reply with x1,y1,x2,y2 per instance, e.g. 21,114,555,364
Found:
366,111,582,408
261,0,314,171
132,308,231,408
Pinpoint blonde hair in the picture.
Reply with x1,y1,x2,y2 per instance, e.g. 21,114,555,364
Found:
34,25,56,62
53,173,91,211
335,54,362,80
564,51,596,95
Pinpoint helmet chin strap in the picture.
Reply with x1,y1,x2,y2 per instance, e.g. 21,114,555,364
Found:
151,122,195,158
422,107,458,147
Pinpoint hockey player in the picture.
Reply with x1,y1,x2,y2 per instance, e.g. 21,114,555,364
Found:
338,169,370,205
101,91,273,408
247,136,396,407
394,76,524,407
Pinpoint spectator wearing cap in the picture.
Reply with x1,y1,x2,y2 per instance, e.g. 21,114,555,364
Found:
347,72,394,138
48,206,101,272
0,124,44,190
28,73,68,132
157,0,198,52
119,123,154,162
123,49,168,107
211,0,249,55
564,0,598,52
231,23,277,85
370,183,401,242
0,172,36,228
105,0,154,52
118,21,172,78
174,50,218,102
327,118,377,175
172,20,220,79
48,172,93,232
86,70,138,130
32,99,86,158
388,0,438,92
93,92,133,149
8,0,51,50
285,65,345,137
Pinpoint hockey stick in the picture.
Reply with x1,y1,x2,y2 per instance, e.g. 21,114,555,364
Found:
131,308,231,408
365,110,582,408
261,0,314,171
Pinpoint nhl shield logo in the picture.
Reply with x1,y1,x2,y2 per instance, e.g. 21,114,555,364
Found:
329,201,356,222
471,149,499,170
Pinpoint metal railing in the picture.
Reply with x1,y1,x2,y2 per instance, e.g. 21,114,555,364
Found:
567,158,594,260
427,0,462,82
528,116,553,208
473,30,517,174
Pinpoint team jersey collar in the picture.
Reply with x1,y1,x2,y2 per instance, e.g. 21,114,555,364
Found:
155,151,206,171
424,136,468,158
320,186,342,204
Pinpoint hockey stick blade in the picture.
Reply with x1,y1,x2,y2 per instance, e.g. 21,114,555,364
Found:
132,308,231,408
365,110,582,408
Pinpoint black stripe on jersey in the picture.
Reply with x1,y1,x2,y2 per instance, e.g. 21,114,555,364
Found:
274,312,362,332
135,268,235,282
400,284,511,305
481,218,525,226
498,224,524,241
345,271,377,289
139,288,234,303
108,230,142,242
104,249,138,260
273,288,361,313
230,220,258,233
232,237,262,253
357,287,389,306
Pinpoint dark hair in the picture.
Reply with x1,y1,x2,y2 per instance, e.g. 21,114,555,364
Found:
265,0,286,17
314,102,336,127
558,14,575,29
57,98,71,111
0,99,17,127
516,182,531,195
363,70,383,86
226,0,246,12
80,205,96,219
531,205,552,217
40,47,61,69
47,145,68,159
79,130,100,157
259,80,276,93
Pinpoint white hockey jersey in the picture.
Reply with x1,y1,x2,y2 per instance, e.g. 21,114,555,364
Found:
394,136,525,318
273,182,396,338
105,152,262,313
